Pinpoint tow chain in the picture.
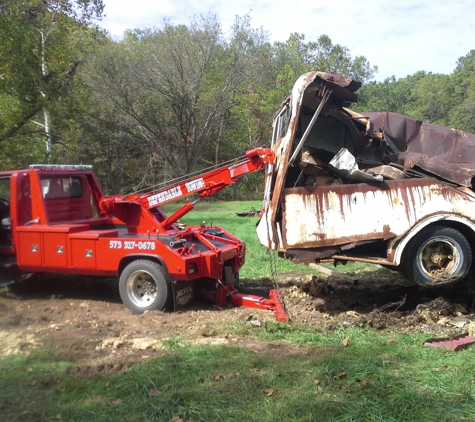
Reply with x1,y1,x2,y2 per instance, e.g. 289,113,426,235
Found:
269,248,291,321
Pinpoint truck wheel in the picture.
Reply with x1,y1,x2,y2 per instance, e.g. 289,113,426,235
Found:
119,260,171,313
402,225,472,286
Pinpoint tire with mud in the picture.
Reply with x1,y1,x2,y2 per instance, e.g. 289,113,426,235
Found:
119,260,171,313
402,225,472,287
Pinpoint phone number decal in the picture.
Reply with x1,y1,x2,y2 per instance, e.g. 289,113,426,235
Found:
109,240,156,250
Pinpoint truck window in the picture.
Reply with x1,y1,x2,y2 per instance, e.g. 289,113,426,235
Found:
272,103,291,145
40,175,99,222
0,178,9,203
17,174,32,226
42,176,83,199
0,177,12,249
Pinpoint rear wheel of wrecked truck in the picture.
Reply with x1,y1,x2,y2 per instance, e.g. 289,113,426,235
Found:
402,225,472,287
119,259,171,313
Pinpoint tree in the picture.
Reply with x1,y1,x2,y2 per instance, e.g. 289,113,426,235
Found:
409,74,457,125
84,14,272,186
355,71,428,115
447,50,475,133
272,33,378,94
307,35,378,84
0,0,104,165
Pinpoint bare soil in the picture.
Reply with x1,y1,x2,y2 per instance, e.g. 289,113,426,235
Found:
1,270,475,375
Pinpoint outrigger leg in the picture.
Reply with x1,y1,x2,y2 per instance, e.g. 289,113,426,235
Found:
213,282,289,322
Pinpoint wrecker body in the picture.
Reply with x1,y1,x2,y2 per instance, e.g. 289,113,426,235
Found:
0,149,288,321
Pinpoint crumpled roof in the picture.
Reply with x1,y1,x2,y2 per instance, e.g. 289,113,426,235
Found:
362,112,475,187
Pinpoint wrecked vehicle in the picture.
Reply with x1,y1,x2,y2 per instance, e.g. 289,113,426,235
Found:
257,71,475,287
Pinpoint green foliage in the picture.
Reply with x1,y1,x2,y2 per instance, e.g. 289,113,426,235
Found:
0,0,104,166
355,71,428,115
410,74,458,125
447,50,475,133
307,34,378,84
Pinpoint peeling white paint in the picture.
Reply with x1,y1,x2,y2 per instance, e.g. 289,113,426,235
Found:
283,182,475,250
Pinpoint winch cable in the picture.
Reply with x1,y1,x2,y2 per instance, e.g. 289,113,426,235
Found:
129,155,251,197
265,204,290,322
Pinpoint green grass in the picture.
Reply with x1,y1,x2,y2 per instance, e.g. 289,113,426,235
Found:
2,327,475,421
5,201,472,421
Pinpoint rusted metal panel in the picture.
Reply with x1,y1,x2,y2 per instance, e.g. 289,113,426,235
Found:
266,72,362,212
259,72,363,249
363,112,475,186
281,178,475,250
423,334,475,351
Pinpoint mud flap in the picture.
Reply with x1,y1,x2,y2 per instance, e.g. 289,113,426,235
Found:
171,280,195,311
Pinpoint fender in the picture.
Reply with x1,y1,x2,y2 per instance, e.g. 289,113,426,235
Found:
118,253,171,282
390,214,475,265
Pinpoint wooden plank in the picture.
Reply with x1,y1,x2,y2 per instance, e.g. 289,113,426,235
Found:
309,263,357,284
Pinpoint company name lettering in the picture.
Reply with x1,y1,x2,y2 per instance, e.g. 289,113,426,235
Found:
185,178,205,193
148,186,183,206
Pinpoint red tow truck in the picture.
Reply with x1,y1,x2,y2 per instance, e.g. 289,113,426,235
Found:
0,149,288,321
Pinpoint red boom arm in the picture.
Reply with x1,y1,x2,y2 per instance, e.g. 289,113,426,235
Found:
100,148,274,229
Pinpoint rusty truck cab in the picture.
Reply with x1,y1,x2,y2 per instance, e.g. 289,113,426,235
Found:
258,71,475,288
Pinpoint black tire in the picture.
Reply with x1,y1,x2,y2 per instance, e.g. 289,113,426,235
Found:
402,225,472,287
223,266,239,286
119,260,171,313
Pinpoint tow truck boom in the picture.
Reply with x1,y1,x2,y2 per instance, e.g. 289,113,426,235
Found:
99,148,274,231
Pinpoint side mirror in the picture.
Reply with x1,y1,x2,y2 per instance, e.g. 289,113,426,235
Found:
1,217,11,230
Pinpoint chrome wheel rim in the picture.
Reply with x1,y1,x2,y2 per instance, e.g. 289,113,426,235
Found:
126,270,158,308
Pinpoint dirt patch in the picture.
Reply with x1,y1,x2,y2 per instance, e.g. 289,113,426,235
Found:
1,270,475,372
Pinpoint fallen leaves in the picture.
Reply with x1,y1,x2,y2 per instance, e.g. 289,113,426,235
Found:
433,364,448,371
249,368,267,376
109,399,122,405
333,372,348,380
341,336,349,347
314,377,322,393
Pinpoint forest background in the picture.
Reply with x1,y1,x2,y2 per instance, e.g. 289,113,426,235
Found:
2,0,475,199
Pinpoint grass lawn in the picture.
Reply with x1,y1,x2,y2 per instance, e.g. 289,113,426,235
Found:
2,327,474,421
1,200,474,421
